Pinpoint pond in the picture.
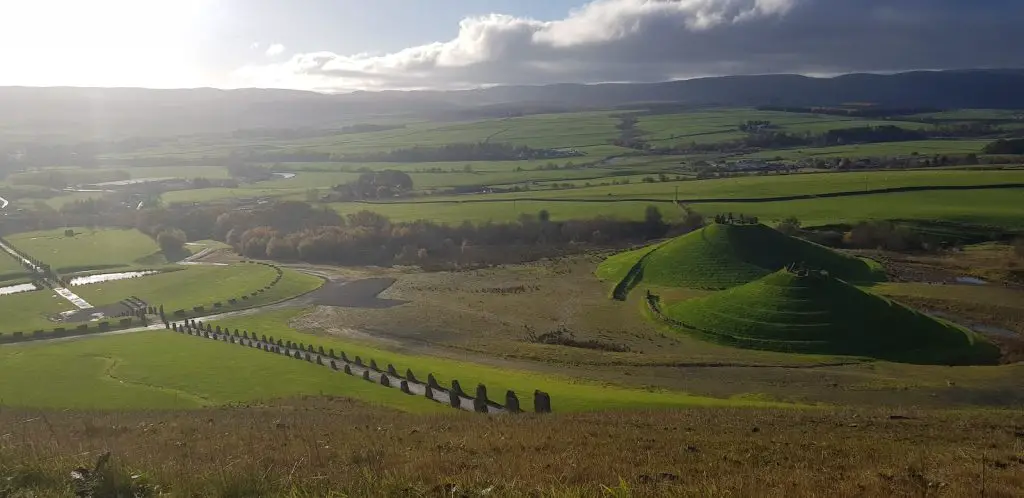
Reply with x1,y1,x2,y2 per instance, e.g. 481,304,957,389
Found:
955,276,988,285
0,283,37,296
68,270,160,286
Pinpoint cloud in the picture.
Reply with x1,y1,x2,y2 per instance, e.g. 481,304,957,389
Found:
250,42,260,50
265,43,286,57
232,0,1024,91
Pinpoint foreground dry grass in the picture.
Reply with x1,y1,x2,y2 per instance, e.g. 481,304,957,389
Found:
1,397,1021,497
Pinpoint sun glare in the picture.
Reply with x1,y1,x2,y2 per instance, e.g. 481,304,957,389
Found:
0,0,210,87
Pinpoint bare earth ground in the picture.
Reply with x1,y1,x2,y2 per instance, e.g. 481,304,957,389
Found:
2,397,1022,497
274,249,1024,409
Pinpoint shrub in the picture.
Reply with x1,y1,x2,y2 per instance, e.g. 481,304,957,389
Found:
428,374,439,389
400,381,411,394
361,370,370,381
354,356,363,367
76,324,88,331
451,380,464,396
449,390,461,408
380,374,391,387
343,364,352,375
174,310,186,317
387,364,398,376
330,360,337,370
406,369,417,382
369,359,379,371
120,318,132,326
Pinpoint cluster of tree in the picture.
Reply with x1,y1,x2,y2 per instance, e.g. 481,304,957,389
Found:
337,142,581,163
818,125,927,146
611,115,646,149
983,139,1024,154
795,153,986,171
327,170,414,200
843,221,927,252
737,120,774,132
226,163,275,182
712,213,760,225
226,204,690,267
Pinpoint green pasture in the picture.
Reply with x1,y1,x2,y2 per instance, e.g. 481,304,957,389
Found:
8,228,161,272
380,169,1024,203
0,252,30,282
0,331,439,412
73,264,322,312
637,109,933,147
0,289,76,335
210,309,796,412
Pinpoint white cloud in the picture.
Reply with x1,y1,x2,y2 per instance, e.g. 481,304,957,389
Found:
231,0,1024,92
265,43,286,57
251,42,261,50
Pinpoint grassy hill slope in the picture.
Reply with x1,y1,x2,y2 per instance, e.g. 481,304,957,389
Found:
661,269,1000,365
598,223,883,298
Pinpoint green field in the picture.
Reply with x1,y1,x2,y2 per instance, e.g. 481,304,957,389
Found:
0,289,77,335
0,331,440,412
331,184,1024,228
637,109,933,148
396,169,1024,203
73,264,323,312
208,309,794,412
0,251,31,282
661,269,999,365
8,228,161,272
597,223,884,296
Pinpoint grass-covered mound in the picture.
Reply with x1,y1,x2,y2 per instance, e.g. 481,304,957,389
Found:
598,223,883,297
660,269,1000,365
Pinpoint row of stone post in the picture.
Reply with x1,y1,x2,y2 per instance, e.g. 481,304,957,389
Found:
170,320,552,413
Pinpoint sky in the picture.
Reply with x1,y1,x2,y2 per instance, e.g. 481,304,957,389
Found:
0,0,1021,92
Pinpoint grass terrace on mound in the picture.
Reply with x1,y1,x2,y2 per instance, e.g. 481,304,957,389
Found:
661,269,1000,365
599,223,884,297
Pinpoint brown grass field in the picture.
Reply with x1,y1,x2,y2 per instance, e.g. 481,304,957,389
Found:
1,397,1022,497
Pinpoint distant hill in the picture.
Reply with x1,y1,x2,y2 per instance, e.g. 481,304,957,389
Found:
596,223,884,298
2,69,1023,140
660,269,1000,365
